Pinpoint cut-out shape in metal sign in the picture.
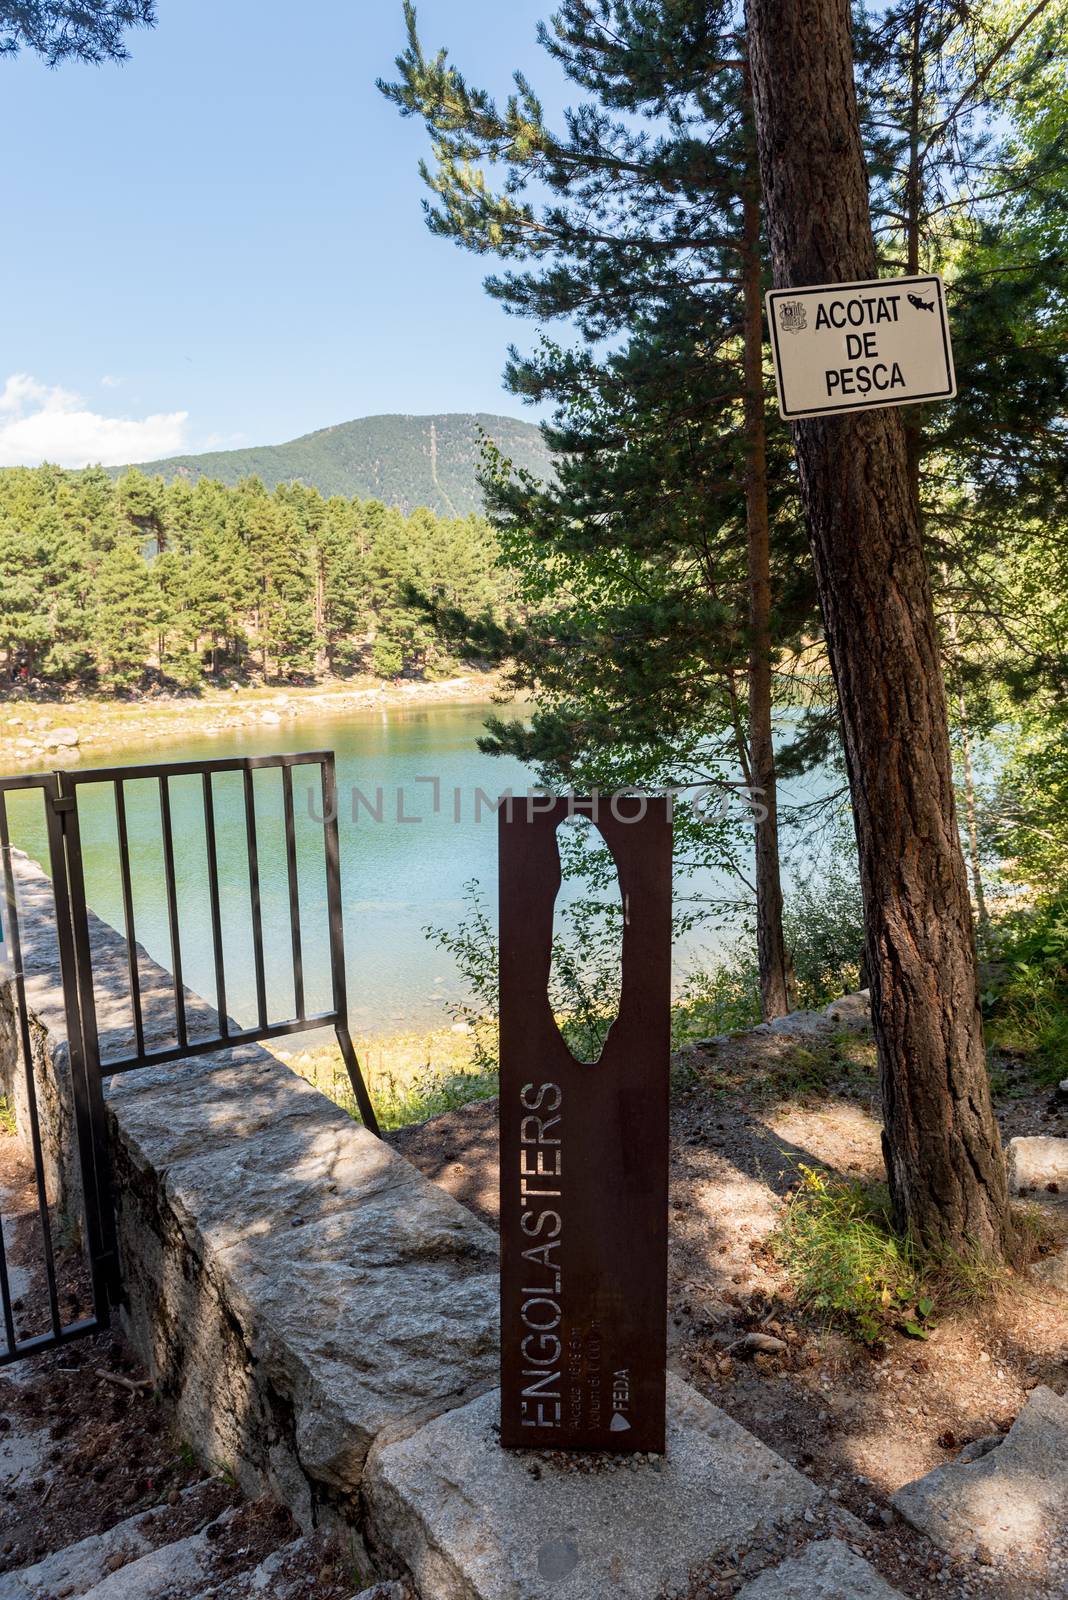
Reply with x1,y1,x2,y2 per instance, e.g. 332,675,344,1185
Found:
498,797,672,1452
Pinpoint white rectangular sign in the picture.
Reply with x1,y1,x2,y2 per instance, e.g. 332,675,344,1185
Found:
766,274,956,421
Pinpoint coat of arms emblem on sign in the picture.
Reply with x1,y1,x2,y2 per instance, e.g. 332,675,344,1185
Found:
777,300,807,333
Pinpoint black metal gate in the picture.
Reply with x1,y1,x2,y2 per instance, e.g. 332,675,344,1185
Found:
0,751,378,1367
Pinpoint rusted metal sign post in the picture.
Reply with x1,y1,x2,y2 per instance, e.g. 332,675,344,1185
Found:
499,796,672,1452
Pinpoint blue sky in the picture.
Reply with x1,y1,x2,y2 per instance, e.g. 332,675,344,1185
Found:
0,0,565,467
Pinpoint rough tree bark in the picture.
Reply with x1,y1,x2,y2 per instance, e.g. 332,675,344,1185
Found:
741,143,793,1020
745,0,1014,1254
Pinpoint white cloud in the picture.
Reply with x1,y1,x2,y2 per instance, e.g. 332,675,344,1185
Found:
201,430,247,449
100,374,121,389
0,373,188,468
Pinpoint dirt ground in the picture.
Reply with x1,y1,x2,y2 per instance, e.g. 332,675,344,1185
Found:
2,1031,1064,1599
389,1027,1068,1600
0,1130,363,1598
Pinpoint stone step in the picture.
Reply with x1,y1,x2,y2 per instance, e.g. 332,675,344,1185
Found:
74,1521,238,1600
1007,1135,1068,1200
186,1535,416,1600
364,1374,825,1600
736,1538,904,1598
0,1488,225,1600
187,1535,367,1600
892,1385,1068,1575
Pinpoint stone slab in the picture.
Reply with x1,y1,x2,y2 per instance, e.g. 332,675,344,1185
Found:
1006,1136,1068,1196
218,1190,498,1491
0,1491,208,1600
823,992,871,1031
4,854,500,1528
160,1116,415,1255
364,1374,822,1600
736,1539,903,1599
892,1385,1068,1561
109,1056,336,1177
77,1524,232,1600
1032,1246,1068,1293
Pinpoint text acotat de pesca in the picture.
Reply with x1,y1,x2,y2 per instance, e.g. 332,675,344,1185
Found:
815,291,909,400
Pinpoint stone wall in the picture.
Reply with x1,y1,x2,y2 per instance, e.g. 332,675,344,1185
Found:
0,858,85,1221
1,856,499,1536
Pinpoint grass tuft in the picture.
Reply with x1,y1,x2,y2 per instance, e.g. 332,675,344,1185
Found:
274,1027,496,1131
0,1094,16,1136
772,1163,1030,1344
771,1163,922,1343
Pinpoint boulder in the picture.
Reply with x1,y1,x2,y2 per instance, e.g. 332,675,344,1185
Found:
44,726,79,748
1006,1135,1068,1196
1032,1247,1068,1294
823,990,871,1030
892,1386,1068,1563
736,1538,904,1598
757,1010,836,1040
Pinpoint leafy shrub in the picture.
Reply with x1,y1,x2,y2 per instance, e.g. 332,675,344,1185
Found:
672,948,763,1045
425,871,632,1074
782,860,865,1008
771,1164,923,1343
982,896,1068,1085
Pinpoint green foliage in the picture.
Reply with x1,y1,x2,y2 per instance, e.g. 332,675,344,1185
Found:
782,863,866,1009
113,413,554,521
672,957,763,1045
982,897,1068,1085
383,0,817,994
423,881,501,1079
0,464,512,692
771,1164,923,1344
0,1,155,66
424,874,632,1077
91,533,162,689
673,853,865,1047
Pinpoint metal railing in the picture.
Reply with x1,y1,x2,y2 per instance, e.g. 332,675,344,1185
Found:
0,771,116,1363
0,750,379,1368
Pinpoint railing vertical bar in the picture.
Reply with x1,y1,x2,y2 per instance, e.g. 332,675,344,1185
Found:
0,1215,17,1356
243,766,268,1030
157,776,187,1049
45,774,118,1321
320,756,380,1136
0,790,63,1338
281,765,305,1021
113,780,145,1059
201,772,229,1037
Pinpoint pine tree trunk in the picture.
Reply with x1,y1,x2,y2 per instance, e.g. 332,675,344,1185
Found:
746,0,1013,1256
741,146,793,1020
942,577,991,941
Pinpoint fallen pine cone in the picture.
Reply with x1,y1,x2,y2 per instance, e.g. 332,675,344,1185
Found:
729,1332,789,1357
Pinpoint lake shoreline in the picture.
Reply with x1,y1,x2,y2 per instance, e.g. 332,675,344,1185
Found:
0,671,510,769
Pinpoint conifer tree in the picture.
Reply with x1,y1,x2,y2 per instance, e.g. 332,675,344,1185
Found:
746,0,1017,1256
90,534,159,689
383,0,808,1016
0,2,155,65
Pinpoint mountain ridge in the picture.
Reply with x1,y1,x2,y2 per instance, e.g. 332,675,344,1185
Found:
116,411,552,519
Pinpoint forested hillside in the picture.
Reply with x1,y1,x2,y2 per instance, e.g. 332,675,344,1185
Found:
0,465,513,690
118,413,553,518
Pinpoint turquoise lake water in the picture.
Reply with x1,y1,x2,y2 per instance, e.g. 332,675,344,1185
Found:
4,702,838,1035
